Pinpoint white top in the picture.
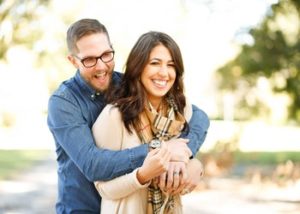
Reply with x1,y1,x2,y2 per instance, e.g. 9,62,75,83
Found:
92,103,192,214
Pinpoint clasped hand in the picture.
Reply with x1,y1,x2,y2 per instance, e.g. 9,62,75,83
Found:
156,161,187,195
156,158,204,195
137,138,202,195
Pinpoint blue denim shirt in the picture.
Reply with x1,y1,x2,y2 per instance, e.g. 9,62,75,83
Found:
47,70,209,214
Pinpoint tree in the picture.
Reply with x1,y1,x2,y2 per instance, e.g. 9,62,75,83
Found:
0,0,50,60
216,0,300,124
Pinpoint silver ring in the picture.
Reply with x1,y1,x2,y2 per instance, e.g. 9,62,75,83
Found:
173,171,180,176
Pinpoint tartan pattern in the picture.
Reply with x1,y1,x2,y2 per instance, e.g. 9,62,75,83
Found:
147,184,165,214
136,101,185,214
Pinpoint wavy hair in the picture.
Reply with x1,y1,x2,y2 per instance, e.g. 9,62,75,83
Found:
109,31,186,133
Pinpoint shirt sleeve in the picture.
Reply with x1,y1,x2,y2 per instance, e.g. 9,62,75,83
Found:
181,104,210,157
47,93,148,182
92,105,150,199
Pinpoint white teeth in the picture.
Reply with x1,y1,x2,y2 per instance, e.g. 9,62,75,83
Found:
96,72,106,77
153,80,167,86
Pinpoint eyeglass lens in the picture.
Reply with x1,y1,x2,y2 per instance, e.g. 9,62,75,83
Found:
82,51,114,68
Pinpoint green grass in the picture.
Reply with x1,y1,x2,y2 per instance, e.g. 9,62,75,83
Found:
233,151,300,165
198,151,300,165
0,150,51,180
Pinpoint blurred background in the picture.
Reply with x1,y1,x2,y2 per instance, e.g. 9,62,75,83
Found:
0,0,299,213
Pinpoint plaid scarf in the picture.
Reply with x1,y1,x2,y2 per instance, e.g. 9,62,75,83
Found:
136,99,185,214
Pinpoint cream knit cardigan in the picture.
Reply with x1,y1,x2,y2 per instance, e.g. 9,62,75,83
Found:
92,103,192,214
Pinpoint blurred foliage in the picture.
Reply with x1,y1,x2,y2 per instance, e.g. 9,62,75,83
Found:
1,111,16,127
197,138,240,176
0,0,50,60
0,149,51,180
234,151,300,165
198,135,300,177
216,0,300,123
0,0,73,94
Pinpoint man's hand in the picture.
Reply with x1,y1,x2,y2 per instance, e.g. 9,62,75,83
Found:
171,158,204,195
165,138,192,164
137,142,171,185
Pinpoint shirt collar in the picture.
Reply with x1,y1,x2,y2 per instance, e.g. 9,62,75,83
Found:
74,70,123,100
74,70,101,100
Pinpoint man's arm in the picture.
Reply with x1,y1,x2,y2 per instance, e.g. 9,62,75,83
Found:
47,94,148,182
182,104,210,157
158,104,209,191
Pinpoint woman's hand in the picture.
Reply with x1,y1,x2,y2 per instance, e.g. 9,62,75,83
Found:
171,158,204,195
158,161,187,193
137,142,171,185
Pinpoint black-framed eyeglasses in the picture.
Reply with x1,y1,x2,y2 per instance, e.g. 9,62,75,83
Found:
74,51,115,68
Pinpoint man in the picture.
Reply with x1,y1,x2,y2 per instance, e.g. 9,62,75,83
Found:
47,18,210,213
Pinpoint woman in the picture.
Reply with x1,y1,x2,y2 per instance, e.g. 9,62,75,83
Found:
92,31,203,213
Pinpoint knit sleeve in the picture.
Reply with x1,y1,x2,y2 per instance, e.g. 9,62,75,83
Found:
92,105,150,199
95,168,150,200
92,104,123,150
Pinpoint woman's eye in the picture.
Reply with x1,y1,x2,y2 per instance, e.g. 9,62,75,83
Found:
150,61,159,65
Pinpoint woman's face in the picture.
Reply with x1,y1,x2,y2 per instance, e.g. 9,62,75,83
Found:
141,44,176,108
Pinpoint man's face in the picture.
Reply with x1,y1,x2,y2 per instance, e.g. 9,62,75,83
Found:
68,33,115,92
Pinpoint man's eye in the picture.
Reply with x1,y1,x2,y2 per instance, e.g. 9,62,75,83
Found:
84,57,96,63
102,53,110,57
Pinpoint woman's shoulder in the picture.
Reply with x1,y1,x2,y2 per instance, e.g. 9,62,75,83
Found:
93,104,122,128
101,104,121,118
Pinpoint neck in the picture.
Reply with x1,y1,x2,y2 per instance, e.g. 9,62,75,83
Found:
148,99,163,111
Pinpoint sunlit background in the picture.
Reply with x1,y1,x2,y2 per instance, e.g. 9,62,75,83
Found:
0,0,299,213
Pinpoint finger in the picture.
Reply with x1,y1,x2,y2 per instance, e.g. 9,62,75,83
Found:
172,168,180,190
172,176,186,195
189,184,196,192
153,177,159,185
188,178,199,192
180,165,188,185
166,165,175,190
158,172,167,191
179,180,192,195
183,183,195,194
180,187,190,195
167,162,186,194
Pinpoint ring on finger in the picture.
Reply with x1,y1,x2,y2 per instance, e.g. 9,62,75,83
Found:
173,171,180,176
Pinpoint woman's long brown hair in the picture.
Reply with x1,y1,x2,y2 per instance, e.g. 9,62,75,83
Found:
107,31,186,133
